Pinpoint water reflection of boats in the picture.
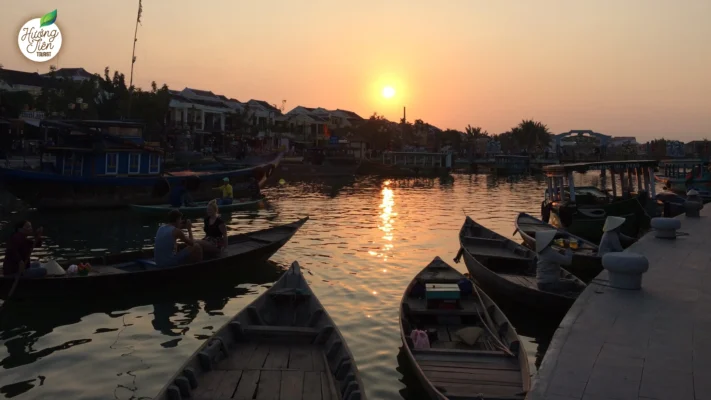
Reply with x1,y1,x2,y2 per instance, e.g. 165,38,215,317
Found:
154,262,366,400
0,261,284,399
0,218,308,300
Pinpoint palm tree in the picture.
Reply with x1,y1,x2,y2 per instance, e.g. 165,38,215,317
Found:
511,120,551,151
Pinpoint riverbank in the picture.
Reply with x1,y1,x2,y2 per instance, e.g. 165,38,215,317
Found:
528,207,711,400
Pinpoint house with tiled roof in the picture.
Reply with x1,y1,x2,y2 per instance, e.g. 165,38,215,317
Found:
43,68,94,81
0,68,48,95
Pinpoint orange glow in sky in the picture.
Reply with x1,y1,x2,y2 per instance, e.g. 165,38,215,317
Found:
1,0,710,140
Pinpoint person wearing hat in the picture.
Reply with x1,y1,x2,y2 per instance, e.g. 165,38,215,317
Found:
536,230,583,293
598,216,635,257
215,177,233,205
686,189,704,207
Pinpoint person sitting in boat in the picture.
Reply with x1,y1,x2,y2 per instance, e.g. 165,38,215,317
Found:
197,200,227,256
215,177,233,206
154,210,203,267
3,220,47,278
598,216,636,257
535,230,584,294
170,180,195,208
247,177,261,200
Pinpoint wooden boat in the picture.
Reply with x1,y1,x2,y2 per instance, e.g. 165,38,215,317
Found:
399,257,530,399
514,212,602,283
154,261,366,400
455,217,584,317
0,217,308,300
129,196,265,217
541,160,657,243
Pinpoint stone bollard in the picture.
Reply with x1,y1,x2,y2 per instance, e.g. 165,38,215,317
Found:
684,201,703,218
602,252,649,290
650,217,681,239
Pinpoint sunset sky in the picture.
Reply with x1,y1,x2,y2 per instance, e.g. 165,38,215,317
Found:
2,0,709,140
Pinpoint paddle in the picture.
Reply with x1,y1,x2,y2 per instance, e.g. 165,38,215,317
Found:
512,228,519,236
3,261,24,307
453,248,463,264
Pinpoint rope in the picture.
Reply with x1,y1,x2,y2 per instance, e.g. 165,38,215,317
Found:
472,285,515,357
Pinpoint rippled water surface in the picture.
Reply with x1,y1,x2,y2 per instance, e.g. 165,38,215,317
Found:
1,174,567,399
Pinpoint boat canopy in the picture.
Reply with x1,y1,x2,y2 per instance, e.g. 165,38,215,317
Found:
543,160,658,175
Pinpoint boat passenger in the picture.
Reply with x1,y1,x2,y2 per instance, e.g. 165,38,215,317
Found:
598,216,636,257
215,177,233,205
3,220,47,278
154,210,203,267
197,200,227,256
535,230,584,294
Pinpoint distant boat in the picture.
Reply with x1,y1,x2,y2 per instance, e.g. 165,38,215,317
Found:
153,261,366,400
357,151,453,177
399,256,530,399
0,120,282,210
129,196,266,217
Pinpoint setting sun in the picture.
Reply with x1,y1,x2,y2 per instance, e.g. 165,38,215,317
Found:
382,86,395,99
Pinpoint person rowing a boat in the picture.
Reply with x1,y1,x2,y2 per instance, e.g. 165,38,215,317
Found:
215,177,233,206
535,230,584,294
154,210,203,267
196,200,227,256
598,216,636,257
3,220,47,278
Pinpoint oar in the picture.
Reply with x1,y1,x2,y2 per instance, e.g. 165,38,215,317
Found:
453,248,464,264
512,228,519,236
3,261,25,306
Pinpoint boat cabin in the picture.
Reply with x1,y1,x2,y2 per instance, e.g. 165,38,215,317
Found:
658,159,710,180
381,151,453,169
494,155,530,172
39,120,164,177
542,160,659,206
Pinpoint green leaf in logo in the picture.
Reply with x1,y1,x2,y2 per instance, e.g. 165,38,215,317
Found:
39,9,57,27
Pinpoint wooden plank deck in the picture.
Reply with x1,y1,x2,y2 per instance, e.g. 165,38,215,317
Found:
499,273,538,289
192,343,335,400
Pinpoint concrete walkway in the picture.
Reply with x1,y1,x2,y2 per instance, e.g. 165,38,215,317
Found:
528,207,711,400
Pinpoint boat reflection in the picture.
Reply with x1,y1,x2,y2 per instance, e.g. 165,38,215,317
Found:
0,261,284,398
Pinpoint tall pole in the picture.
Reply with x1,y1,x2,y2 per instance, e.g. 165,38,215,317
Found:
403,106,406,124
127,0,143,119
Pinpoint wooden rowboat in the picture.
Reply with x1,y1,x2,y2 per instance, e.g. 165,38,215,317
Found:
399,257,530,399
154,261,366,400
129,196,265,217
0,217,308,300
455,217,584,318
514,212,602,283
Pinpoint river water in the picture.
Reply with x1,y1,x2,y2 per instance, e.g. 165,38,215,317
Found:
0,173,575,399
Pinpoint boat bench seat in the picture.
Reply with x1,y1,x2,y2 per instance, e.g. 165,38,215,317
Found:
136,259,157,268
242,325,320,337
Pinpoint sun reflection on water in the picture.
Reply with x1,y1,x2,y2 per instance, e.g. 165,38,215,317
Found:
375,181,397,260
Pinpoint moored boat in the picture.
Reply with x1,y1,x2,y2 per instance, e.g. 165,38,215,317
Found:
541,160,658,243
455,217,584,317
154,261,366,400
399,257,530,399
655,158,711,194
129,196,266,217
0,120,282,210
357,151,453,177
514,212,602,283
0,217,308,300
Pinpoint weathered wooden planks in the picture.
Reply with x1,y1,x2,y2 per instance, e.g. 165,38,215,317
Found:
279,370,304,400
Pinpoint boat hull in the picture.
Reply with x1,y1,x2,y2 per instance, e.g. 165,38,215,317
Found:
0,217,307,300
549,196,650,243
0,154,282,210
357,159,451,177
129,196,265,217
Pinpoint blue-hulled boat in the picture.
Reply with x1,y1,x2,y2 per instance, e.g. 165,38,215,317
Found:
0,120,282,210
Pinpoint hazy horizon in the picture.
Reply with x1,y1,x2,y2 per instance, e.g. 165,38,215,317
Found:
1,0,709,140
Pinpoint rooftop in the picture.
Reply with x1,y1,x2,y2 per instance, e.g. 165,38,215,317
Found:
543,160,658,174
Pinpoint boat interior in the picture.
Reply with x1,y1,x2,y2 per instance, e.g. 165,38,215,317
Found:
165,263,362,400
517,214,598,255
401,258,527,399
